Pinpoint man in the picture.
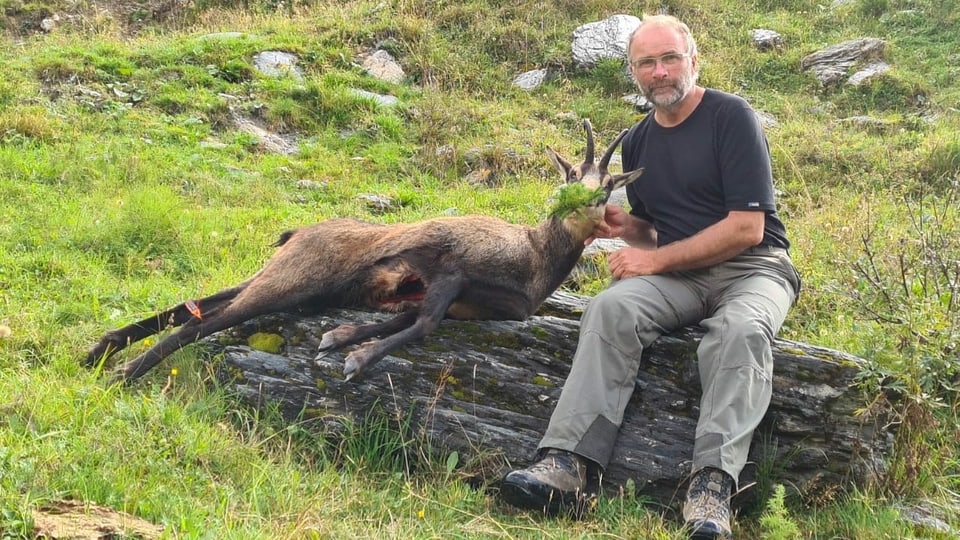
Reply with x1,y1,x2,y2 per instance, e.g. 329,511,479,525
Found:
500,14,801,539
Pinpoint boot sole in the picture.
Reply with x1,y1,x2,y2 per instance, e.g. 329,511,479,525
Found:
686,519,731,539
500,480,589,517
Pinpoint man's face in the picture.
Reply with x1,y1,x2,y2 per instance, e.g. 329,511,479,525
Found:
628,25,698,110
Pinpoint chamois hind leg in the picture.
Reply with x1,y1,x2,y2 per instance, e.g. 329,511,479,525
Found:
343,273,466,380
85,285,246,367
316,311,419,358
112,308,254,383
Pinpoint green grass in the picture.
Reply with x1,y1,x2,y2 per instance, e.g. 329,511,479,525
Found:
2,0,959,537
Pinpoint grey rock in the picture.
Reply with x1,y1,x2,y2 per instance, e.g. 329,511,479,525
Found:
513,69,548,90
253,51,303,80
607,186,629,208
465,169,494,186
358,194,398,213
583,237,628,258
622,93,652,112
350,89,399,107
296,179,328,190
751,28,783,51
755,110,779,129
40,14,59,32
360,49,405,84
800,38,886,86
847,61,891,86
839,116,891,131
435,145,456,160
463,147,486,169
896,502,957,536
214,304,896,508
233,114,298,155
572,14,641,68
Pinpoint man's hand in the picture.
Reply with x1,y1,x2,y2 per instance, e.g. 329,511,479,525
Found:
607,247,662,279
587,205,631,244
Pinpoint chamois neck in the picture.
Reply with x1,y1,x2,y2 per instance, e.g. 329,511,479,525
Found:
519,213,595,306
531,207,602,255
559,205,604,244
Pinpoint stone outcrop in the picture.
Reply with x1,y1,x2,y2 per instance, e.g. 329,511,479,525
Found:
210,291,896,510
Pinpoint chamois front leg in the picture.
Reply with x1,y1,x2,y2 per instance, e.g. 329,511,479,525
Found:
316,311,419,359
343,273,466,381
86,308,191,367
85,285,246,367
112,307,254,383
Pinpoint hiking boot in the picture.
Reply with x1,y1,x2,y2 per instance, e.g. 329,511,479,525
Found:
500,448,587,514
683,467,733,539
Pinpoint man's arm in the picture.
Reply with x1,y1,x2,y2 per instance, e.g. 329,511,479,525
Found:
591,204,657,248
607,210,764,279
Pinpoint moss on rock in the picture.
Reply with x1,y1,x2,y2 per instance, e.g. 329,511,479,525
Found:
247,332,285,354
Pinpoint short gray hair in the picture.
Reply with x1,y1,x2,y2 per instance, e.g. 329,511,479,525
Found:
627,14,699,59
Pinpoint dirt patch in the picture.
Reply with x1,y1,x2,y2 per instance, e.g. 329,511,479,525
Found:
32,500,164,540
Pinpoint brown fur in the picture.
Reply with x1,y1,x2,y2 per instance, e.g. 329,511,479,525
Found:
85,120,644,382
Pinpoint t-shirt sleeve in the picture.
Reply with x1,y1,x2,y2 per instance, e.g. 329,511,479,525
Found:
716,102,776,212
626,185,651,220
621,123,653,221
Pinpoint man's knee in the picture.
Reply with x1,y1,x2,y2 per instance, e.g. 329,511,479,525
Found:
581,290,646,341
584,286,629,315
724,316,773,344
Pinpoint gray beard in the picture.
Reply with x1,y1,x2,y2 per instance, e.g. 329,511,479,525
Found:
642,71,698,111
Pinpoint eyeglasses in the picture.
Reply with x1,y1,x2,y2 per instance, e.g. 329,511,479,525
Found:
628,52,692,71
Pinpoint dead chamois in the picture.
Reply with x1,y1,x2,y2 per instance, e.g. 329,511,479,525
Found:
85,120,643,383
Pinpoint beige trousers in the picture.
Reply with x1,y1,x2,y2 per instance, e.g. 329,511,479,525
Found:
538,246,801,484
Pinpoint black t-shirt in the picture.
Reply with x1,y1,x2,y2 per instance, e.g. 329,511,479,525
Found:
621,89,790,250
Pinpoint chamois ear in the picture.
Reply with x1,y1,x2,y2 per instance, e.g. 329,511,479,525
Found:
546,146,577,183
608,167,644,191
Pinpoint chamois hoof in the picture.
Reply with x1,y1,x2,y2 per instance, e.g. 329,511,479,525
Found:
317,333,338,352
342,349,376,382
84,350,101,367
318,325,358,353
343,356,361,381
85,342,116,367
313,331,343,362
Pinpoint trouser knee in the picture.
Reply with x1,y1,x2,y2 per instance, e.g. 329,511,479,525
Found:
581,285,662,338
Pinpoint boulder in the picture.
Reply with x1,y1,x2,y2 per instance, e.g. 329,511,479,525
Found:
211,291,896,510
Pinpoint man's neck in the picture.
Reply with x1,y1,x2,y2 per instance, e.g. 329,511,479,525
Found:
653,86,705,128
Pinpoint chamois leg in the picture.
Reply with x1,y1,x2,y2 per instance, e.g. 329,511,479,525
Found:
316,311,419,358
85,285,246,367
112,309,254,383
343,274,466,380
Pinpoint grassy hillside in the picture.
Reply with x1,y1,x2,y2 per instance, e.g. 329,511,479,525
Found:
1,0,958,538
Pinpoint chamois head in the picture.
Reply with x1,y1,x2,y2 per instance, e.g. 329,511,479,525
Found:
545,119,644,222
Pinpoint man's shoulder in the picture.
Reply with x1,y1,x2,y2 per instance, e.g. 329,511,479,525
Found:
623,114,653,143
702,88,755,113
